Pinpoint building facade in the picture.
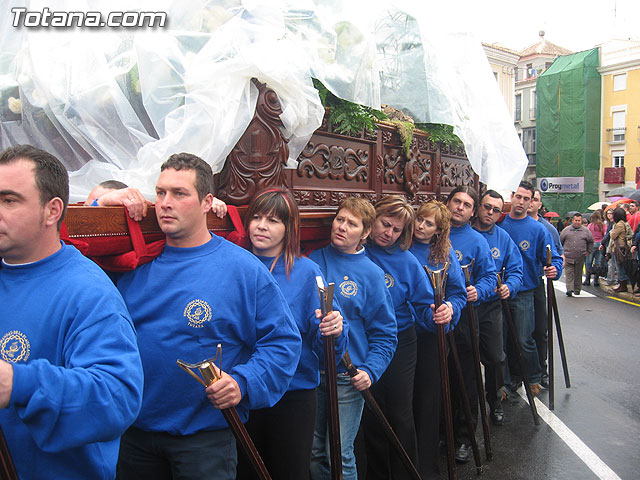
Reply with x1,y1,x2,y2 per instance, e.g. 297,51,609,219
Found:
598,39,640,196
515,31,572,183
483,43,519,120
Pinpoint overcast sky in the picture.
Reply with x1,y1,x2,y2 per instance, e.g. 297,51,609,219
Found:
450,0,640,53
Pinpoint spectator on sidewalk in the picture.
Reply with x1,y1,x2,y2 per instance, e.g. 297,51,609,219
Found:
560,213,594,296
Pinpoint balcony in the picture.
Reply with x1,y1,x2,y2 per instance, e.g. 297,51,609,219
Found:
603,167,625,184
529,108,536,120
606,127,626,145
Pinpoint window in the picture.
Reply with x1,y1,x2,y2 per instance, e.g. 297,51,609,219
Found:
529,90,537,120
612,152,624,168
526,63,534,78
515,94,522,121
613,73,627,91
523,128,536,154
611,110,626,142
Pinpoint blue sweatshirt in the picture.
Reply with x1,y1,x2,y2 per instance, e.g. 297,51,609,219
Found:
409,242,466,330
475,224,524,302
365,242,437,333
117,235,302,435
539,216,564,255
0,244,143,480
255,254,348,391
500,215,563,291
449,224,497,303
309,245,397,383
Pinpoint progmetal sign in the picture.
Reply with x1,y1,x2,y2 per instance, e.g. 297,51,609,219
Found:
538,177,584,193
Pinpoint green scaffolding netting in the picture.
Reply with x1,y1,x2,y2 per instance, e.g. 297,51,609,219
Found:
536,48,601,216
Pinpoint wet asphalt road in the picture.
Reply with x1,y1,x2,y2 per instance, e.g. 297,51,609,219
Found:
443,280,640,480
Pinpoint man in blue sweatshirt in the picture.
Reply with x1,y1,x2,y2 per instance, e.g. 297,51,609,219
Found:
500,181,562,396
0,145,144,480
116,153,302,480
528,189,564,388
445,186,496,464
473,190,523,426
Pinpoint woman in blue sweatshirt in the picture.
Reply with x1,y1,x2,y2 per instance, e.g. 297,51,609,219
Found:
238,188,348,480
363,195,453,480
410,200,466,480
309,197,396,480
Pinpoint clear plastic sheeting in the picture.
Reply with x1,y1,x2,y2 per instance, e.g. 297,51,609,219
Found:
0,0,527,201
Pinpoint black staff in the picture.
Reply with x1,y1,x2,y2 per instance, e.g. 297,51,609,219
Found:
424,264,457,479
316,276,343,480
177,347,272,480
545,246,571,411
0,426,18,480
460,261,492,461
496,270,539,425
341,351,422,480
446,331,483,474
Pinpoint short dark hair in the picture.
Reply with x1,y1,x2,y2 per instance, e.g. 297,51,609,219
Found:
532,188,542,199
0,144,69,229
572,212,582,218
446,186,479,212
160,153,213,202
481,189,504,205
613,207,627,223
99,180,128,190
517,181,535,197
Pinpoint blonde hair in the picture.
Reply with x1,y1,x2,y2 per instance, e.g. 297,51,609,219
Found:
335,197,376,249
415,201,452,265
373,195,415,251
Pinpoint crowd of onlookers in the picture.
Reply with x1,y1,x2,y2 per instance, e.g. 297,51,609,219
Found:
555,201,640,296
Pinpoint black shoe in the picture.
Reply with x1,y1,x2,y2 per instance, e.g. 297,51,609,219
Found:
582,279,590,286
541,373,549,389
566,290,573,297
594,280,600,287
574,290,580,295
490,405,504,425
455,443,471,463
509,382,522,393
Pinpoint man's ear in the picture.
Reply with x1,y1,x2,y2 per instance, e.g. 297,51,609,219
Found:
44,197,64,228
202,193,214,213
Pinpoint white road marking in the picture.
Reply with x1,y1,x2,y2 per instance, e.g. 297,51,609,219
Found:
553,280,596,298
517,390,622,480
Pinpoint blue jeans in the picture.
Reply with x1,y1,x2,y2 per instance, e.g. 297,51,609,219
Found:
585,242,603,275
506,289,541,385
615,257,630,282
311,373,365,480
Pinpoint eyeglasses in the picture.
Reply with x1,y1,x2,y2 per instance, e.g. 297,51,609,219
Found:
481,203,502,215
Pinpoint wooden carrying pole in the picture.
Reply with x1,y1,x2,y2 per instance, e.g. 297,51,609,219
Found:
0,426,18,480
341,352,422,480
496,271,539,425
177,348,271,480
316,277,342,480
545,246,571,411
424,265,457,480
460,262,492,461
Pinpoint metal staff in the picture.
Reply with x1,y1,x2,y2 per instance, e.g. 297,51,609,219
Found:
341,351,422,480
496,271,540,425
177,346,272,480
424,264,456,479
316,277,342,480
460,261,492,461
0,426,18,480
446,330,483,474
545,246,571,412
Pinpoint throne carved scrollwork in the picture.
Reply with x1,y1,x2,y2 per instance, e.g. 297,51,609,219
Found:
214,81,289,205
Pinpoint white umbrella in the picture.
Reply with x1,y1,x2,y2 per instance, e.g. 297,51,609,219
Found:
588,201,609,210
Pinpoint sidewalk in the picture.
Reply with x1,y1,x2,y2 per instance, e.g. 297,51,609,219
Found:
597,280,640,304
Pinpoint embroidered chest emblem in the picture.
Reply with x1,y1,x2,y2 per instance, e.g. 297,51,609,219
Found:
184,299,212,329
491,247,501,259
519,240,530,251
339,276,358,298
455,250,463,262
384,273,395,289
1,330,30,363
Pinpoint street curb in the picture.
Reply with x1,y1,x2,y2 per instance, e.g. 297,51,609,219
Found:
597,282,640,304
